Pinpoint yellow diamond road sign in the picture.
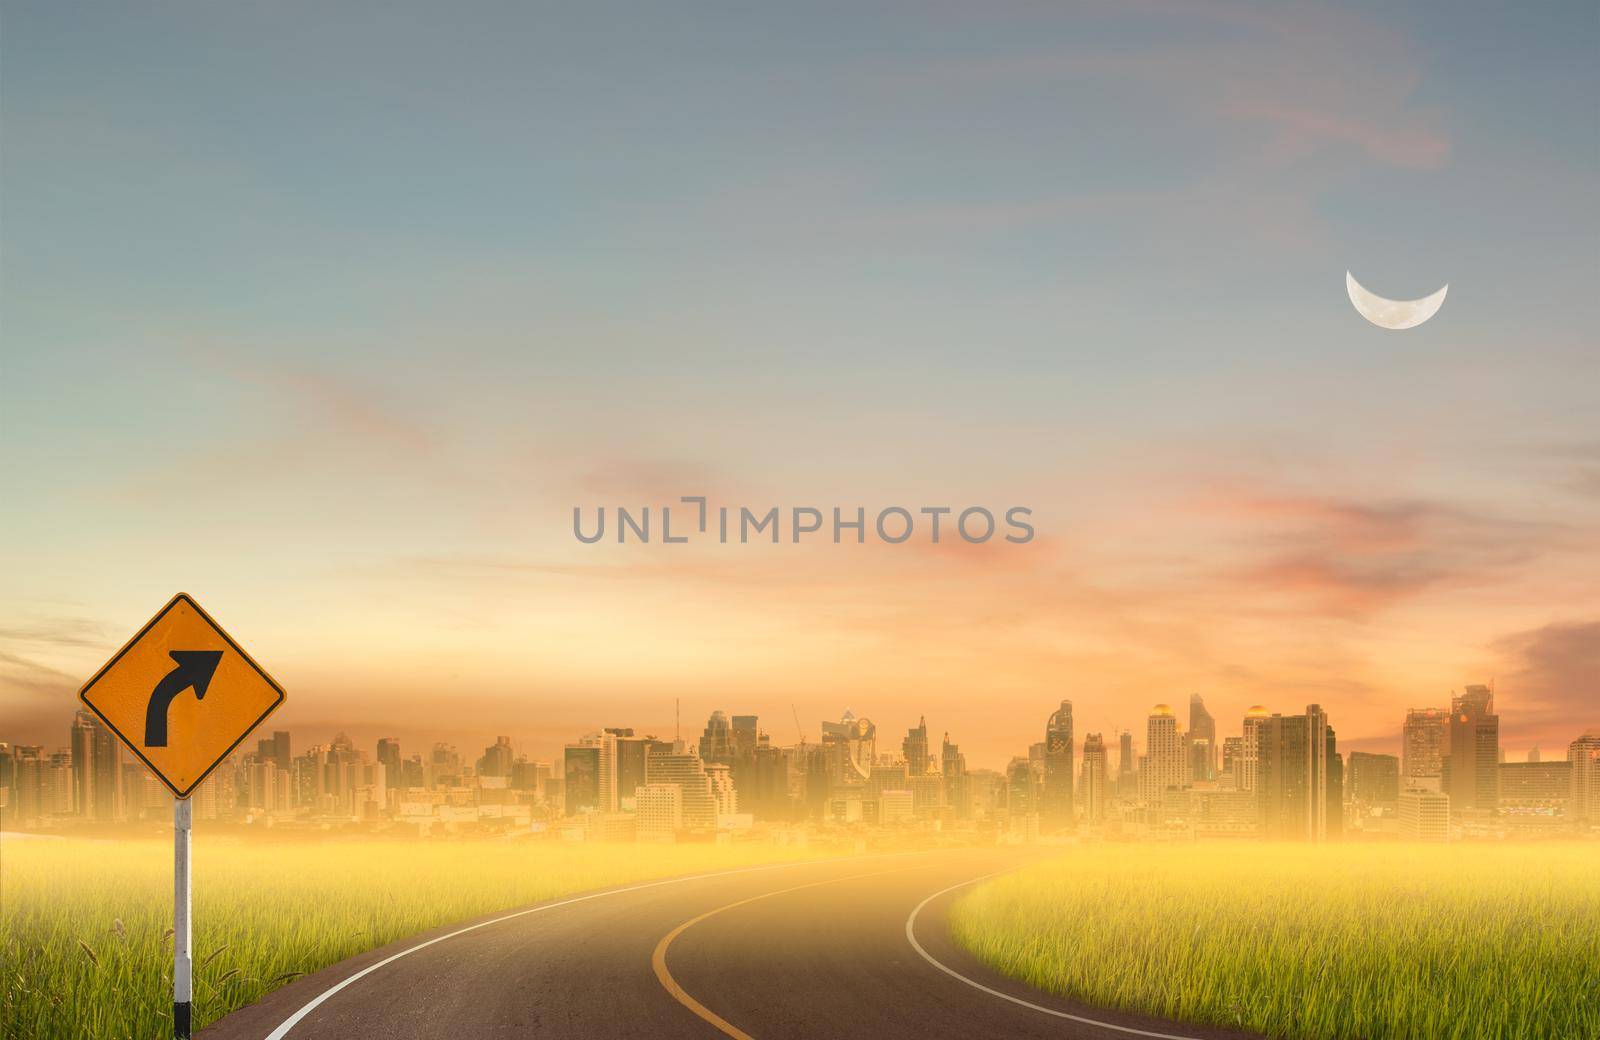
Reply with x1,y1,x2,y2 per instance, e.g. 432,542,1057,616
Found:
79,593,286,798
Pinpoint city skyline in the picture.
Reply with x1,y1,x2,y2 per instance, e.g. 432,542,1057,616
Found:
0,670,1579,775
8,685,1596,843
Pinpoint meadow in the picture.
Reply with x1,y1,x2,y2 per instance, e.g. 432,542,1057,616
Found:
0,834,825,1040
949,842,1600,1040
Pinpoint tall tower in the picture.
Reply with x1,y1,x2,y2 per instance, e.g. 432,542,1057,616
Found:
1569,732,1600,829
1446,685,1499,817
1189,694,1217,780
1043,701,1075,822
700,711,733,766
941,733,969,819
72,709,121,822
903,716,931,776
1140,705,1184,805
1079,733,1108,823
1257,704,1332,841
70,710,97,817
1403,707,1449,784
1239,706,1269,792
1117,730,1136,796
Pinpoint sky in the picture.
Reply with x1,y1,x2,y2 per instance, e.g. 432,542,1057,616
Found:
3,1,1597,769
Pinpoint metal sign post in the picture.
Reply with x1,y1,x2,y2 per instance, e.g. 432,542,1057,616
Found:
174,797,193,1039
77,594,285,1039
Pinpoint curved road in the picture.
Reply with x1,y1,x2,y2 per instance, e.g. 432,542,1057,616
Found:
201,849,1255,1040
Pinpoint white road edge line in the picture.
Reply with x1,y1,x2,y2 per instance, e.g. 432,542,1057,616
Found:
263,856,846,1040
904,872,1206,1040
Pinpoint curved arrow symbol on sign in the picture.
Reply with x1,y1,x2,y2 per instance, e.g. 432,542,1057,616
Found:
145,650,224,747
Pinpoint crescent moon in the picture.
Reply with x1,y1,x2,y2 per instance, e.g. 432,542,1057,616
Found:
1346,271,1447,330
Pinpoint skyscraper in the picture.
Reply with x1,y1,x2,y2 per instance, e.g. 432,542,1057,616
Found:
942,733,970,819
614,732,669,809
1256,703,1333,841
1568,732,1600,829
1140,705,1184,805
563,732,617,815
561,750,596,819
645,745,720,830
267,730,291,771
476,736,514,777
1043,700,1074,822
1238,706,1268,792
70,710,96,817
70,709,121,821
820,710,874,784
699,711,733,766
1445,685,1499,817
730,715,759,757
1189,694,1217,779
376,738,402,789
1117,729,1136,797
1403,707,1449,784
902,716,931,776
1079,732,1108,823
1221,736,1244,785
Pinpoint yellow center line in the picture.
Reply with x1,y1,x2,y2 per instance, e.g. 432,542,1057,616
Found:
651,863,933,1039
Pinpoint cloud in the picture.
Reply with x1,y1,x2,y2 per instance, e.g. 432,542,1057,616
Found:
1492,620,1600,744
1199,489,1560,617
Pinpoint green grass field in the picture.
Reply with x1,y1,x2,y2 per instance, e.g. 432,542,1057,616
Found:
948,842,1600,1040
0,834,823,1040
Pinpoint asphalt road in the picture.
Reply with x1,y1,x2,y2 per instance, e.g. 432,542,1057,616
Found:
201,849,1257,1040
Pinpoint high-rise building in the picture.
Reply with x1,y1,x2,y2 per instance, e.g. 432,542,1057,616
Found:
1568,732,1600,829
700,711,733,765
563,741,600,816
614,732,669,810
70,709,121,821
730,715,759,758
428,743,462,786
820,710,874,784
1189,694,1217,779
267,731,291,771
1445,685,1499,817
1043,700,1074,821
376,738,402,789
2,744,46,824
1326,728,1343,840
1117,730,1137,797
1006,756,1043,817
1140,705,1185,805
645,743,719,830
1188,739,1213,785
1256,704,1333,841
1220,736,1244,787
1079,732,1108,823
1238,706,1268,792
70,711,96,817
477,736,514,777
1346,752,1400,810
903,716,931,776
942,733,970,819
1403,707,1449,783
